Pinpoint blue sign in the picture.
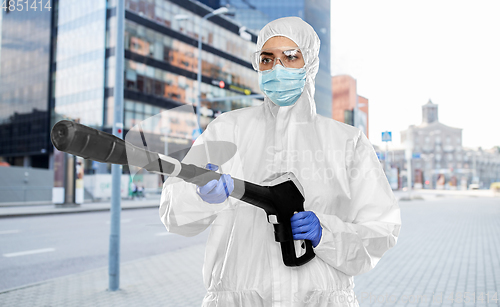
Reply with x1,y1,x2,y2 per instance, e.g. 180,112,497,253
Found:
382,131,392,142
376,152,385,160
412,152,421,159
192,128,202,140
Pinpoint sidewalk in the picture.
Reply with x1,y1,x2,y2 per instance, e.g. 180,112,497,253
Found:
0,196,161,218
1,193,499,306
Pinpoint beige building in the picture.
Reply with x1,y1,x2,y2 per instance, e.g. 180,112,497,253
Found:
387,100,500,189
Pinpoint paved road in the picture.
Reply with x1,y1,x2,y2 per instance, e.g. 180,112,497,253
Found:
0,208,209,291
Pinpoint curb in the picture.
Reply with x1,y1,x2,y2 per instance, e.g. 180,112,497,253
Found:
0,279,56,295
0,205,159,218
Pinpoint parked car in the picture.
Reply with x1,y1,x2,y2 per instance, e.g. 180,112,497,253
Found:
469,183,480,190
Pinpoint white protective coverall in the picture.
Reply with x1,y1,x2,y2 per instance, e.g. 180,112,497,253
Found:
160,17,401,307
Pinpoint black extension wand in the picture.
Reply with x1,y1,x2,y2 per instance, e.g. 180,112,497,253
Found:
51,120,315,267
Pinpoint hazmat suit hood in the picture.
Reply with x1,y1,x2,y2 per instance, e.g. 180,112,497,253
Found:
257,17,321,123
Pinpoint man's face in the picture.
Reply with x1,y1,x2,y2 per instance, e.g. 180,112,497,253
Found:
258,36,305,71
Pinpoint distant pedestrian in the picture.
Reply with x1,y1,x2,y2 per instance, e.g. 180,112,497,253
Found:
130,182,137,199
138,185,145,199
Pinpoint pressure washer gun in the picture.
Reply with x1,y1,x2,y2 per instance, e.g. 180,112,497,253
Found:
51,120,315,267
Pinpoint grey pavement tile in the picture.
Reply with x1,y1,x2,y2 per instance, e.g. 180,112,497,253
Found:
353,198,500,307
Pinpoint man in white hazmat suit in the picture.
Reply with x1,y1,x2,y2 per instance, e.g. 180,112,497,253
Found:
160,16,401,306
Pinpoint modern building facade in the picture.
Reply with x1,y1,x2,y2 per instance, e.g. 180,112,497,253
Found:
212,0,333,118
332,74,369,138
0,7,3,76
0,5,53,168
1,0,260,175
383,100,500,189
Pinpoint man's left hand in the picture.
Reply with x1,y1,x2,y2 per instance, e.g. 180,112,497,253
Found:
290,211,323,248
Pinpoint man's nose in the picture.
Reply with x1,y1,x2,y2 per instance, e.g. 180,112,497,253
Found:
274,58,284,68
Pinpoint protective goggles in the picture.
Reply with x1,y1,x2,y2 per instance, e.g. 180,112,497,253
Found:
251,46,310,71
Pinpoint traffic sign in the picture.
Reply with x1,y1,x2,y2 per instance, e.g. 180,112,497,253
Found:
382,131,392,142
192,128,202,140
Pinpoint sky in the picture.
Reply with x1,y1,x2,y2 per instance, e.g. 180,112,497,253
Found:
330,0,500,150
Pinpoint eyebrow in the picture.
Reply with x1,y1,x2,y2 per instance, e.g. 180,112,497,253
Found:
260,49,302,56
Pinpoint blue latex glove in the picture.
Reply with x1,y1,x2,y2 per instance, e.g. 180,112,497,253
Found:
290,211,323,248
196,164,234,204
205,163,219,171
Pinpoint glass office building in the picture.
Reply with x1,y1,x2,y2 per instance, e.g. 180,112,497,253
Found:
0,5,53,168
216,0,332,118
122,0,260,133
0,0,260,172
53,0,107,128
53,0,260,132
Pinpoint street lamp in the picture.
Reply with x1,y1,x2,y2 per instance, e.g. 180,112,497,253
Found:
196,7,229,131
174,8,229,131
405,129,414,196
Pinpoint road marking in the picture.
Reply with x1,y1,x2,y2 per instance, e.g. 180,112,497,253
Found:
0,230,20,235
3,248,55,258
155,232,171,236
106,219,131,224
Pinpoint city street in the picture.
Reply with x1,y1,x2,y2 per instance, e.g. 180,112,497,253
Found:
1,0,498,305
0,194,499,306
0,208,209,291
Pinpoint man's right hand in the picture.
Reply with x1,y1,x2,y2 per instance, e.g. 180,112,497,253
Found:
196,164,234,204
